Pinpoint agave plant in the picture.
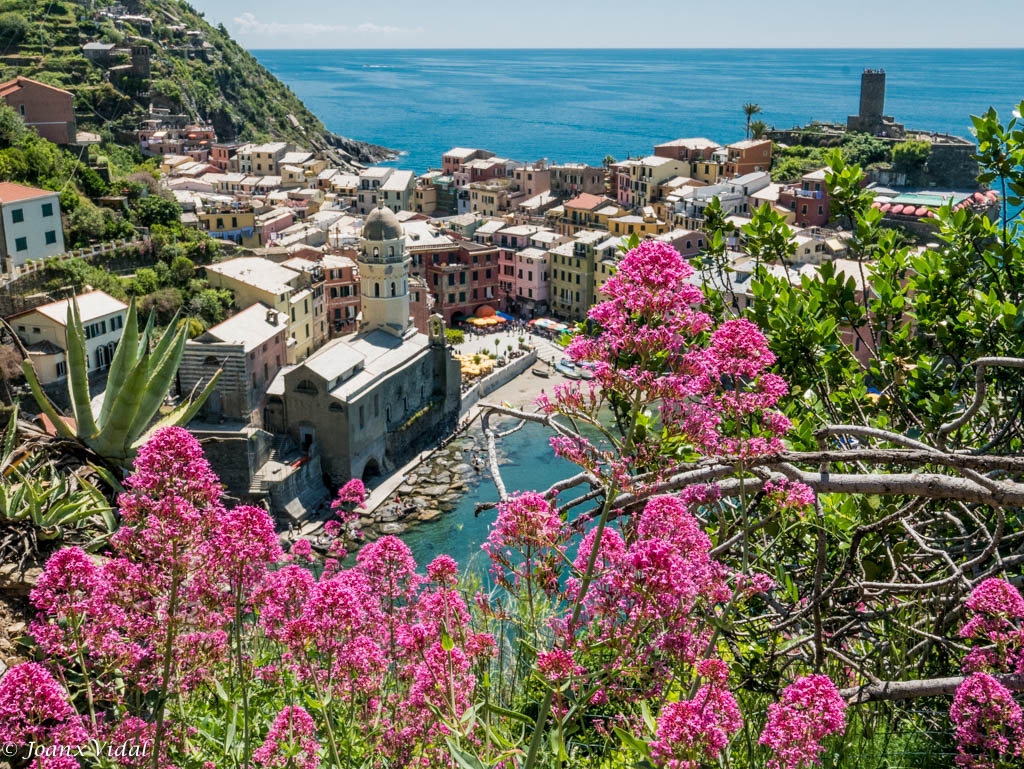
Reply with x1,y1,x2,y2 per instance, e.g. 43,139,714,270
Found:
21,299,220,468
0,407,116,571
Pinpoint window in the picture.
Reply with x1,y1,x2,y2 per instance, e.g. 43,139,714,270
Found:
374,393,379,417
11,208,23,224
32,326,40,334
14,236,27,252
305,324,310,338
359,405,365,429
16,325,25,332
296,379,318,395
41,203,54,217
56,361,67,378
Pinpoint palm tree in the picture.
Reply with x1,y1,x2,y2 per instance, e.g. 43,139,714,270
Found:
743,103,762,139
749,119,768,140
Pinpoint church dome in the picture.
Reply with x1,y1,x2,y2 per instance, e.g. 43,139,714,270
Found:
362,205,403,241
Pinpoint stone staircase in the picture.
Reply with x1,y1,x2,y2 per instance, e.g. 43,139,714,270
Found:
248,435,291,496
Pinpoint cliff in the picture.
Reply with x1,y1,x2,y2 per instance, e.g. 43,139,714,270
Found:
0,0,392,170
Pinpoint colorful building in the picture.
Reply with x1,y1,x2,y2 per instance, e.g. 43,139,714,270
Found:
11,291,127,385
0,77,76,145
0,182,65,277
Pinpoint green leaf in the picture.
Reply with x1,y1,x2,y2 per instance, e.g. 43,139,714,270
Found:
444,738,487,769
22,360,76,440
98,299,140,429
613,727,652,758
64,303,98,440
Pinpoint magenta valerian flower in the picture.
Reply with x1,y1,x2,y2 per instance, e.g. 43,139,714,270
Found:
536,649,583,684
253,706,321,769
758,674,847,769
763,479,817,512
960,579,1024,674
0,662,89,748
950,673,1024,769
30,547,100,658
650,659,742,768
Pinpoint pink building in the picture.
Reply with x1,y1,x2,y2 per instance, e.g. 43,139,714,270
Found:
179,303,290,423
320,252,361,335
512,247,549,316
778,169,831,227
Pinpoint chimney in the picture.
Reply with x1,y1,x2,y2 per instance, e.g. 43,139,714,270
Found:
266,309,277,325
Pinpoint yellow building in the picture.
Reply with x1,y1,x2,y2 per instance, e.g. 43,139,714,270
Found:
548,230,607,320
196,208,258,246
205,256,323,362
609,213,669,237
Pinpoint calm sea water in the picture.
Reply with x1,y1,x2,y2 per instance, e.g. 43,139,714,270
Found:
254,48,1024,173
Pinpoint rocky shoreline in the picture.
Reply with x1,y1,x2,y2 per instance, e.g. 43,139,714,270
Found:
359,431,488,540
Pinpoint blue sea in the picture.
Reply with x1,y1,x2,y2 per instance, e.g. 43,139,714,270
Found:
254,48,1024,174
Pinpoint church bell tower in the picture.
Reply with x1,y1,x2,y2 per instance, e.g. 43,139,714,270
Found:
357,205,412,337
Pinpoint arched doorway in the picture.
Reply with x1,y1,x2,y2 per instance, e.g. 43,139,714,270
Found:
361,457,381,483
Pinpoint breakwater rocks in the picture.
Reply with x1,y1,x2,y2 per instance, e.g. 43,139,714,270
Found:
360,433,488,540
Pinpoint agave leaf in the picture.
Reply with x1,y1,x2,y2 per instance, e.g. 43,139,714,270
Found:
65,304,99,439
1,404,18,468
147,311,183,367
127,327,187,441
135,368,222,448
138,306,156,358
22,360,77,440
98,299,140,430
89,353,153,462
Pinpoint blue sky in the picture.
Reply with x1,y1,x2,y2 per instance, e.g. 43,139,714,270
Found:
189,1,1024,50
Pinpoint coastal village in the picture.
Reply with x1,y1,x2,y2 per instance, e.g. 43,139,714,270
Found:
0,66,999,534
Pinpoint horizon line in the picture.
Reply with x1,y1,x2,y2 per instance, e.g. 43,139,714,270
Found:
247,45,1024,52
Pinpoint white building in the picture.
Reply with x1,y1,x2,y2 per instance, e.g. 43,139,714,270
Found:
11,290,128,385
0,182,65,277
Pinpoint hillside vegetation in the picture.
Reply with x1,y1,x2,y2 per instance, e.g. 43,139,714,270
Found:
0,0,390,169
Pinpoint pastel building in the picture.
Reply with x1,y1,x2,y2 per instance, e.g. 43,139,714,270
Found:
512,247,549,315
778,169,831,227
0,182,65,277
11,291,128,385
205,256,323,362
179,304,289,422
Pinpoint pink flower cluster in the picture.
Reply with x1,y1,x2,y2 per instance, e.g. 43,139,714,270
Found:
960,579,1024,673
763,479,817,512
23,428,502,767
758,675,847,769
950,673,1024,769
650,660,742,769
952,578,1024,767
0,662,88,748
253,707,321,769
483,492,567,594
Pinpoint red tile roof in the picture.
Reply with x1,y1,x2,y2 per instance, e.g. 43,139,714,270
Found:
0,76,73,99
0,181,56,203
563,193,606,211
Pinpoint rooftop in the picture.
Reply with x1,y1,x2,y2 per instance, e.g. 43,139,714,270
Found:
198,303,287,352
14,290,126,325
380,169,415,191
444,147,480,159
0,181,58,204
564,193,607,211
656,137,720,150
206,257,302,295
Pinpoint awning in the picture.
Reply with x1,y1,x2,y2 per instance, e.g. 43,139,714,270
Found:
496,311,514,321
475,305,496,318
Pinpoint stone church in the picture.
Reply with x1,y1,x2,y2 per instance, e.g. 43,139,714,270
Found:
264,206,461,483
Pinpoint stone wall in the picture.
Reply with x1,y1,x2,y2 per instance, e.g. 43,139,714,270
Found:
195,427,273,501
460,349,538,415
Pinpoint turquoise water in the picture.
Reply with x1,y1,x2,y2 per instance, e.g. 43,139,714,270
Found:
400,420,585,573
253,48,1024,173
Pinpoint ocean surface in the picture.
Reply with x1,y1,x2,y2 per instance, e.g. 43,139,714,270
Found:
253,48,1024,173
